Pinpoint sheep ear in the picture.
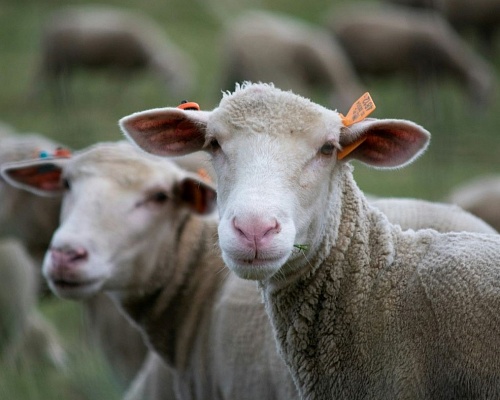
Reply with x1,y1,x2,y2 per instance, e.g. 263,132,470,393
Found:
0,159,67,197
176,177,217,215
119,108,210,157
338,118,431,168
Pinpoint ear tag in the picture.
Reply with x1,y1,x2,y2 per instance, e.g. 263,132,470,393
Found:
177,100,200,111
37,147,72,159
339,92,376,127
197,168,212,184
338,93,376,160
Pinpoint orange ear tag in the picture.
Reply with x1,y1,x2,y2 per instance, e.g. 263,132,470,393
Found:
337,92,376,160
177,100,200,111
197,168,212,184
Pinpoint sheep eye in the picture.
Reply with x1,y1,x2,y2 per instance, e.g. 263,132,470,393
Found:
150,191,168,204
208,138,220,152
62,178,71,190
319,142,335,156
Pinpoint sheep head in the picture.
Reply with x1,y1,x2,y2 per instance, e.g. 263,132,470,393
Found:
121,83,430,282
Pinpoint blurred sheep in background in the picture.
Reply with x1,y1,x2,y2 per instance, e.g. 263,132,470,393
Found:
384,0,500,54
0,126,65,272
219,10,366,110
30,5,196,101
0,128,153,391
326,3,496,109
0,237,66,370
0,125,68,371
447,175,500,232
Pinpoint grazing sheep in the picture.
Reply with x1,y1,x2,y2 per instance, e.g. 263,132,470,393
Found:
384,0,500,54
372,197,497,233
447,175,500,232
0,237,66,369
220,10,365,110
326,3,495,108
121,82,500,399
1,141,299,400
32,5,195,100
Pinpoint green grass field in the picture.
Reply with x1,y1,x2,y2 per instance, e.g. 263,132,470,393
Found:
1,0,499,398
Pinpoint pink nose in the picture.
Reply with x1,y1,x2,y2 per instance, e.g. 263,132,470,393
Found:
50,246,88,269
232,216,281,248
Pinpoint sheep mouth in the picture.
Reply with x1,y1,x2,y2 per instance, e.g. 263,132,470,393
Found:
53,279,88,288
51,278,101,295
225,255,288,281
240,257,283,266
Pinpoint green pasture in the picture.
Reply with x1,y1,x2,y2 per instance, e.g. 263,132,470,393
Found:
1,0,499,398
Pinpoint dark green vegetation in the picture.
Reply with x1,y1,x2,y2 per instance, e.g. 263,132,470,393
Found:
1,0,499,398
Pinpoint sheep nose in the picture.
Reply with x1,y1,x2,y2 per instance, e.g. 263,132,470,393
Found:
232,216,281,248
50,246,88,269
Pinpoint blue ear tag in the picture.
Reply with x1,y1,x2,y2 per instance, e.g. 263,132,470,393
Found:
37,147,72,160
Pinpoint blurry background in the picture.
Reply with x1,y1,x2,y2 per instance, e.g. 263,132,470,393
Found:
1,0,499,398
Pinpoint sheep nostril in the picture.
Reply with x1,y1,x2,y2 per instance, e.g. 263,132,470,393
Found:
50,246,88,267
68,247,88,262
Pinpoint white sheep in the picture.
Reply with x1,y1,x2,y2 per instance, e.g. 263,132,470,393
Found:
447,175,500,232
0,133,155,391
383,0,500,54
1,141,299,400
0,237,66,368
121,82,500,399
326,3,495,108
123,195,496,399
219,10,365,110
0,131,64,267
372,197,497,233
0,132,68,369
31,5,195,100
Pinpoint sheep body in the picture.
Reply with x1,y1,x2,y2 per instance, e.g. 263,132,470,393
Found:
371,197,497,233
0,237,66,368
34,5,195,98
120,82,500,399
327,3,495,107
447,175,500,232
384,0,500,52
220,10,365,109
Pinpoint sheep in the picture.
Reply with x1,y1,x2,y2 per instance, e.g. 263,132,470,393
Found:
447,175,500,232
219,10,365,110
120,82,500,399
325,3,495,108
0,237,66,368
123,195,496,399
0,133,155,390
31,5,195,100
1,141,300,400
371,197,497,233
0,131,65,267
383,0,500,54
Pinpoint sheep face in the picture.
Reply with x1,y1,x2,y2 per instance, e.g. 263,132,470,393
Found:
1,143,216,300
121,83,430,282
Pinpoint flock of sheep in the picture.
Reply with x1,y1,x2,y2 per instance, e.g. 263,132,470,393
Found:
2,1,500,399
29,1,499,110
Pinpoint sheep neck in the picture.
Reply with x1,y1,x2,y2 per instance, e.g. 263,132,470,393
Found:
117,215,224,371
261,165,400,399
